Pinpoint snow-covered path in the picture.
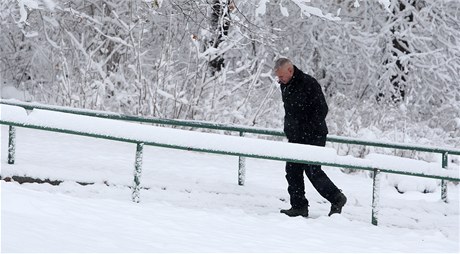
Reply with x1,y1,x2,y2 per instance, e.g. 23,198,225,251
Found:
1,126,459,252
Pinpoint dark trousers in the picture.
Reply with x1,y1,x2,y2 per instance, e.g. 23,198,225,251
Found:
286,133,341,208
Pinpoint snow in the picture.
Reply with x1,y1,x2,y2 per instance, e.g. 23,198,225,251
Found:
377,0,391,12
16,0,56,24
366,153,458,178
1,126,459,252
279,1,289,17
5,99,458,154
0,104,337,165
41,0,57,10
353,0,360,8
156,89,189,104
16,0,37,23
255,0,270,18
328,134,460,155
1,99,122,116
0,86,32,101
290,0,341,21
93,26,132,48
255,0,339,21
1,104,458,181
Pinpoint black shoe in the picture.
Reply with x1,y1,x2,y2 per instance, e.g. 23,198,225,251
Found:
329,192,347,216
280,204,309,217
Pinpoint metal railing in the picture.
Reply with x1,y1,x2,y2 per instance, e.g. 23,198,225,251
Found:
2,99,459,199
1,100,459,226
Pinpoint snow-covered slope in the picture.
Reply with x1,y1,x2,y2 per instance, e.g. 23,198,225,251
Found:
1,126,459,252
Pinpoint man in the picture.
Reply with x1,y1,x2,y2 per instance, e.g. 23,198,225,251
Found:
274,58,347,217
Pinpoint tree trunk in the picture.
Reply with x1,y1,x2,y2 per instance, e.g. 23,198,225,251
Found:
390,0,414,103
379,0,415,103
209,0,231,75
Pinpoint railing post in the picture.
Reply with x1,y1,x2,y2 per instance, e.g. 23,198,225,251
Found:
441,152,448,203
371,168,381,226
132,143,144,203
8,126,16,164
238,131,246,186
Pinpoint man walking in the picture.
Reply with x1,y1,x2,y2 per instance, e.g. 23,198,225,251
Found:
274,58,347,217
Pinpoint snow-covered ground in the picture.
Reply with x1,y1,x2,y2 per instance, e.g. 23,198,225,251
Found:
1,125,459,252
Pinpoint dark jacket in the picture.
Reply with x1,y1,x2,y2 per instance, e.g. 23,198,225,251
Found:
280,66,328,143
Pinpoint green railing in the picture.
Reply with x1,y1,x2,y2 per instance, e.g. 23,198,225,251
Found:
2,99,459,199
1,100,459,226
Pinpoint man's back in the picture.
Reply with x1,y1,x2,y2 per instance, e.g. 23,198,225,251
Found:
280,65,328,143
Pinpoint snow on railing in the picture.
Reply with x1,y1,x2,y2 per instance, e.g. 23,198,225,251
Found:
1,104,458,180
2,99,459,155
1,99,460,204
1,104,459,225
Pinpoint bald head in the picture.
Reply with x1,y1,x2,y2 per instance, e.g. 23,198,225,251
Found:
274,58,294,85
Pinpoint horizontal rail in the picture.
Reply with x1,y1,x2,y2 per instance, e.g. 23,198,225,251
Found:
1,99,460,155
0,99,278,134
1,120,459,182
326,135,460,155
